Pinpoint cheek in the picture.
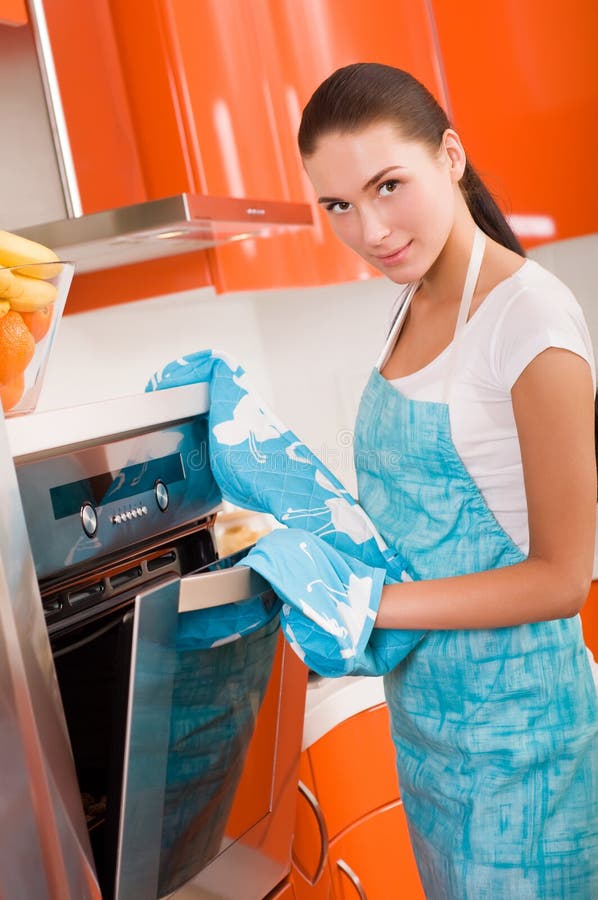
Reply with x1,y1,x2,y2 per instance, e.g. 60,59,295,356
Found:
327,214,361,248
415,178,456,234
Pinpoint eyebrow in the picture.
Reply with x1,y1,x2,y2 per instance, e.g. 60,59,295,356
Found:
317,166,405,205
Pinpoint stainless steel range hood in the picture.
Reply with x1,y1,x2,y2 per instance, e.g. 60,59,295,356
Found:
1,14,312,275
15,193,313,273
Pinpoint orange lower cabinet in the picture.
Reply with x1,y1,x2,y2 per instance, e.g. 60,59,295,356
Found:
307,704,400,839
291,757,335,899
265,878,297,899
581,580,598,659
330,801,424,900
290,699,422,898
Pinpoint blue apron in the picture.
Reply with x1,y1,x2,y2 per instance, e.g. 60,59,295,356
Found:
354,230,598,898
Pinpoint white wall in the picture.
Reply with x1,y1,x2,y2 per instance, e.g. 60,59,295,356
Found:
38,274,398,495
37,232,598,500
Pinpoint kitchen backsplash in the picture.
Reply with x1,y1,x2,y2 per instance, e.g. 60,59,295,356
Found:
37,275,399,495
36,232,598,497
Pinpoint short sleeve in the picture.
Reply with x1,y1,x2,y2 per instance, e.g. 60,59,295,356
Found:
491,264,596,391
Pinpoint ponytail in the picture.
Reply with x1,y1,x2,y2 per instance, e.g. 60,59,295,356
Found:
460,162,525,257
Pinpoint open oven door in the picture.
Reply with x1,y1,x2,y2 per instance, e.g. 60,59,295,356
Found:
114,553,302,900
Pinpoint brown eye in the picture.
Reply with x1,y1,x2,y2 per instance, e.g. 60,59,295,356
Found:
326,201,353,215
378,180,399,197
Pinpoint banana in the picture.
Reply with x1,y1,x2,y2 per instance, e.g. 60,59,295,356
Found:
0,267,19,298
0,230,61,279
4,272,58,311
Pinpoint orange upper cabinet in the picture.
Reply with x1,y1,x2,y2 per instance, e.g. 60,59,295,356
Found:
38,0,213,312
254,0,450,289
429,0,598,247
108,0,319,292
107,0,447,292
41,0,146,214
0,0,26,25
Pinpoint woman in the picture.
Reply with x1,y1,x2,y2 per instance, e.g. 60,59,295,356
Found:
299,63,598,898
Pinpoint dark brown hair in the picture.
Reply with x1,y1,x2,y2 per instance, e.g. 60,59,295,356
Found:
299,62,525,256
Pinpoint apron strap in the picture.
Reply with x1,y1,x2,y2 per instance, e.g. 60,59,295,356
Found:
442,227,486,403
376,227,486,390
376,280,419,372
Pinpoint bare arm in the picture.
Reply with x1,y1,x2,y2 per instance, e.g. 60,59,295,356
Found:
375,347,597,630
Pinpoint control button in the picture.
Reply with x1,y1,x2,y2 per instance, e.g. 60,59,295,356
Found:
141,505,148,515
131,508,138,518
125,510,133,521
42,597,63,621
136,506,144,516
113,514,122,525
80,502,98,538
155,480,169,512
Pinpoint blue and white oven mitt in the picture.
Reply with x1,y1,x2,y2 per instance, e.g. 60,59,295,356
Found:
147,350,424,677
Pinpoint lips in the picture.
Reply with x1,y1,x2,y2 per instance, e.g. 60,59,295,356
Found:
374,240,412,266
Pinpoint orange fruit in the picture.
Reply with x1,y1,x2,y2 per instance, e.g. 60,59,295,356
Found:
0,372,25,412
20,303,54,342
0,309,35,383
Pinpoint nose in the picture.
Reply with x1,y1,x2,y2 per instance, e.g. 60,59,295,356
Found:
359,206,391,247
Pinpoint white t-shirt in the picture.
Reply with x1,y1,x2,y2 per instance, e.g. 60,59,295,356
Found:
381,259,595,555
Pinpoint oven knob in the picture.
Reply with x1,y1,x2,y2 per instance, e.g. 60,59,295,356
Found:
80,502,98,538
155,480,169,512
141,505,148,515
125,510,133,521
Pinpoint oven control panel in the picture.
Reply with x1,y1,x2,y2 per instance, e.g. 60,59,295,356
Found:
14,414,221,581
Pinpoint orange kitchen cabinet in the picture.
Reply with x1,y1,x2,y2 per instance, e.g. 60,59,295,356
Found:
265,879,297,899
107,0,320,294
289,703,423,898
42,0,146,215
306,704,400,839
430,0,598,247
329,801,424,900
254,0,451,290
291,753,335,900
582,580,598,659
39,1,214,312
63,251,212,315
107,0,450,293
0,0,26,25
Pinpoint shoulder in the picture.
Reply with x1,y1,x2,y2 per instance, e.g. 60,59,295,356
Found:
492,257,588,334
490,259,595,389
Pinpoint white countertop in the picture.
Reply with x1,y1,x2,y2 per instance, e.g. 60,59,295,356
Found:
6,383,209,461
302,674,386,750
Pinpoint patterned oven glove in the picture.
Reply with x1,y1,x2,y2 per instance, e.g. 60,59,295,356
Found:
147,350,425,676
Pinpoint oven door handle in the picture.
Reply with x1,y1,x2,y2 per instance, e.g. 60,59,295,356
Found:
178,564,272,613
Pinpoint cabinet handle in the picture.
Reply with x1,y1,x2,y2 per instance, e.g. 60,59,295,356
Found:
337,859,368,900
292,780,329,885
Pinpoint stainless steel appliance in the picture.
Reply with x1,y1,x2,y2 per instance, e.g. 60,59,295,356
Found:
0,11,312,270
6,387,306,900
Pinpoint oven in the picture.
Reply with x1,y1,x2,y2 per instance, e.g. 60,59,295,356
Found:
7,386,307,900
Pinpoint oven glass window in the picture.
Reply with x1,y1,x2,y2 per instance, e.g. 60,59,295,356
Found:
158,615,279,896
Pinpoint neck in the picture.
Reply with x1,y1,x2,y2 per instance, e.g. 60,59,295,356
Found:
421,200,479,307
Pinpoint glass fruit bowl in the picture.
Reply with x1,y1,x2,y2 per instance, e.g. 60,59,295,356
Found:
0,261,74,416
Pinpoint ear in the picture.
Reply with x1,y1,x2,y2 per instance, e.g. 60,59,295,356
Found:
442,129,467,183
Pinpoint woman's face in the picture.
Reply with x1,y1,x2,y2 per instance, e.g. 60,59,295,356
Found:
303,121,465,284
